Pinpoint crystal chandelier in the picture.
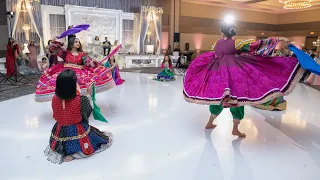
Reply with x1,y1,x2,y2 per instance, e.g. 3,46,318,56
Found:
313,39,320,47
284,0,312,10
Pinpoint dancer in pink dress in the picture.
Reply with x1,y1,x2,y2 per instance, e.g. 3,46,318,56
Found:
35,37,115,102
183,23,304,137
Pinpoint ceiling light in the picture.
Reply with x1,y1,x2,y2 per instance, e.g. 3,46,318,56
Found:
310,32,315,35
224,15,235,24
313,39,320,47
284,0,312,10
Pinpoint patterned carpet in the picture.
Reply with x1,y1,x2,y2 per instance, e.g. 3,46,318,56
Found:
0,75,40,102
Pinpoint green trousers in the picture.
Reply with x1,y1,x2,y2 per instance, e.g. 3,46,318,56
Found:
209,105,244,120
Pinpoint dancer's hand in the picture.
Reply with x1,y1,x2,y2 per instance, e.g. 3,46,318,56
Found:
76,83,81,95
87,83,94,96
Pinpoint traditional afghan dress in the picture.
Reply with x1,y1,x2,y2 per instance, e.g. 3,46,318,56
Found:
35,41,115,102
44,94,112,164
154,62,175,81
183,38,303,120
252,96,287,111
104,61,125,85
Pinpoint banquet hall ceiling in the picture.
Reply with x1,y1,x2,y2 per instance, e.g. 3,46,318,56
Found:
183,0,320,13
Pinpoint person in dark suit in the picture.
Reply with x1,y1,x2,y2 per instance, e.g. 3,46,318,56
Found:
299,49,314,82
103,37,111,56
174,45,181,68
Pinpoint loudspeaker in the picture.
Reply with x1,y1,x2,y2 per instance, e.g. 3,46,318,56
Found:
185,43,189,51
174,33,180,42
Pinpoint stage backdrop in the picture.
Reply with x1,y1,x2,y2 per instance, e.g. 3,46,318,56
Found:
41,0,159,13
7,0,159,54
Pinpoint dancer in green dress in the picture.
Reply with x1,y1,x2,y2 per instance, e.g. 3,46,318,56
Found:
154,55,175,81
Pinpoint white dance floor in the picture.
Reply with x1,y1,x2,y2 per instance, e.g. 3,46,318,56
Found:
0,72,319,180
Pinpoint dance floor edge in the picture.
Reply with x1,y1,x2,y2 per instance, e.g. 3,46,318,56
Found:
0,72,319,180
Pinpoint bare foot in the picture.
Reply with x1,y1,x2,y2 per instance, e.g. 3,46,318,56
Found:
205,124,217,129
63,156,74,162
232,130,246,138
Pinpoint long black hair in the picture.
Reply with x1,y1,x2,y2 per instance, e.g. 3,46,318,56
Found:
67,37,83,52
162,54,172,65
7,37,13,45
220,23,236,38
55,69,77,100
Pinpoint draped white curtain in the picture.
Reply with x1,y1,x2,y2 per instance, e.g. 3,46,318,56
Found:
137,10,151,54
10,0,44,55
153,12,162,55
11,0,22,37
25,0,44,55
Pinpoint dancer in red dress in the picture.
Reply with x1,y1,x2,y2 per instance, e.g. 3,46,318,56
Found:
44,69,112,164
35,38,115,102
5,38,19,76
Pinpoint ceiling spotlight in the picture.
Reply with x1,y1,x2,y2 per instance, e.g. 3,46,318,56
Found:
5,11,15,18
224,15,235,24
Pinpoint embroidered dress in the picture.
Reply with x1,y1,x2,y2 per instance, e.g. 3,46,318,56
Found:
252,96,287,111
35,41,115,102
183,38,304,107
104,62,125,85
44,95,112,164
154,62,175,81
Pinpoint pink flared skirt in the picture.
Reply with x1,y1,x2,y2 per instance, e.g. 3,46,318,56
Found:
183,51,304,107
35,64,116,102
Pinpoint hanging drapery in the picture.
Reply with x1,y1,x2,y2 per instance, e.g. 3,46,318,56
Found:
153,12,162,55
6,0,18,37
30,0,45,54
9,0,44,55
41,0,158,12
138,9,151,54
11,0,22,37
25,0,44,55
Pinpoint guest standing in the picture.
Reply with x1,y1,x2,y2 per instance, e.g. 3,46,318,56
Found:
103,37,111,56
46,40,59,67
28,41,39,70
5,38,19,76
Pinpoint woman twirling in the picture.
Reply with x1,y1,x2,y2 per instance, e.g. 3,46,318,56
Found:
35,37,115,102
183,23,306,137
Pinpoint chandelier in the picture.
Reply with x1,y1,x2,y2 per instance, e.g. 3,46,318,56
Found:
313,39,320,47
232,0,250,1
284,0,312,9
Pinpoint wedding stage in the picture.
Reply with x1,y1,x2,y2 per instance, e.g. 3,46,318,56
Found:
5,2,165,74
41,5,163,69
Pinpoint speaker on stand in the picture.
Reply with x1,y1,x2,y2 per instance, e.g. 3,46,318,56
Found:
185,43,189,51
174,32,180,49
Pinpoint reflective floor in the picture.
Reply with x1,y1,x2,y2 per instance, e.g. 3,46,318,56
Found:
0,72,319,180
